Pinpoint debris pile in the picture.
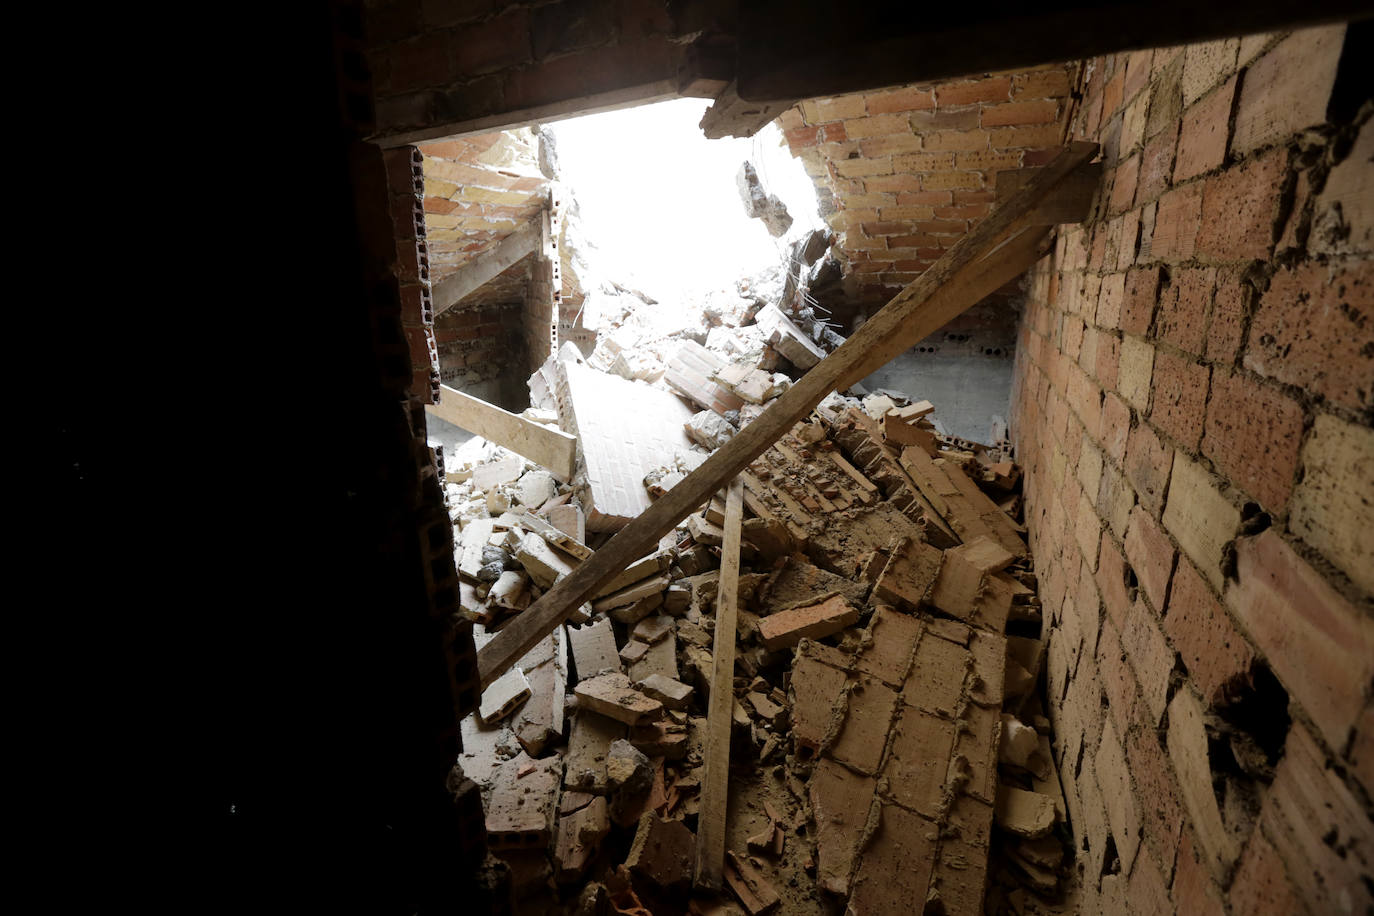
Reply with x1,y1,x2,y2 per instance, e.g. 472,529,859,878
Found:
445,293,1072,914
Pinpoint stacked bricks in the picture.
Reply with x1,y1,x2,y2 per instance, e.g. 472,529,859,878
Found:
1009,26,1374,915
433,301,525,392
777,64,1078,304
417,130,546,284
365,0,689,146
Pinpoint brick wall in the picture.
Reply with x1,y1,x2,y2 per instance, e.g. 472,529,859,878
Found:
777,65,1078,310
1010,24,1373,913
434,301,526,406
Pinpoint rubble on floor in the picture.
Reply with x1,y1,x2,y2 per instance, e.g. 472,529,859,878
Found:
444,296,1075,914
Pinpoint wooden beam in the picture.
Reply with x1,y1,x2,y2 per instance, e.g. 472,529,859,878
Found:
694,477,745,890
425,384,577,482
432,220,542,317
474,142,1098,690
996,163,1103,225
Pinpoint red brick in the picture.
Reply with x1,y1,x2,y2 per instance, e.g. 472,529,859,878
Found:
1100,391,1131,462
859,134,926,157
451,8,530,75
1227,531,1374,752
935,76,1011,106
866,86,935,114
784,125,821,149
1122,267,1160,336
1174,75,1236,182
1229,830,1303,916
922,131,990,152
1172,830,1225,916
1164,557,1255,705
988,124,1064,149
1013,68,1073,99
1205,268,1248,363
1196,147,1285,262
982,99,1059,127
1232,24,1346,156
1136,120,1179,205
1124,506,1175,612
909,107,981,131
1096,272,1125,330
1097,533,1135,631
1202,371,1304,511
1124,50,1153,103
896,189,952,207
1125,422,1173,515
863,174,923,193
1125,719,1185,875
1156,266,1214,355
1150,350,1209,450
1245,260,1374,411
821,122,849,143
1096,618,1139,735
1109,154,1139,215
1127,843,1172,916
1150,182,1201,261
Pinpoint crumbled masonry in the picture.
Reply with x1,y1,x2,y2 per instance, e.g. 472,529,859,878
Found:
447,288,1071,913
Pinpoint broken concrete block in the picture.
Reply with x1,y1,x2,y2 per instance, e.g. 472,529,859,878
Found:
567,618,621,681
619,640,649,665
757,594,861,650
517,532,579,588
632,614,673,645
594,551,672,598
607,738,654,826
485,753,561,849
637,674,693,710
995,785,1057,838
514,469,557,508
663,583,690,615
628,719,688,760
685,409,736,450
574,672,663,725
565,709,625,793
747,691,786,729
629,630,678,683
472,454,523,491
626,812,695,891
545,502,585,543
488,569,529,611
607,591,663,625
862,393,898,420
553,796,610,882
664,339,746,415
478,666,531,725
592,573,671,613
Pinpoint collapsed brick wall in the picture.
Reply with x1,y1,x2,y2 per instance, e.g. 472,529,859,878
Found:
1009,24,1373,913
776,65,1078,311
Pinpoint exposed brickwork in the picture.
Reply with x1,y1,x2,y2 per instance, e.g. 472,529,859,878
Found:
777,64,1078,306
1010,26,1373,914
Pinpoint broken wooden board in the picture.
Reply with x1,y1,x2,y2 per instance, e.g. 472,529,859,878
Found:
475,143,1098,689
695,478,745,890
754,303,826,369
427,383,576,482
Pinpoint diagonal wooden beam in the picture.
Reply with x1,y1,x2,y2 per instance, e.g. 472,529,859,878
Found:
432,218,543,317
475,141,1099,689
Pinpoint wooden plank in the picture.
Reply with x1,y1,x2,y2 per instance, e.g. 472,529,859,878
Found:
695,477,745,889
834,223,1053,391
996,163,1102,225
425,384,577,482
474,142,1097,690
432,219,542,316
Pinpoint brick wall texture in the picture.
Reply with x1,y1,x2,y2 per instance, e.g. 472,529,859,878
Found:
777,64,1078,305
1009,25,1374,913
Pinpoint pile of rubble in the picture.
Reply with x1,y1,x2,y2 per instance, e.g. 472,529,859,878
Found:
444,292,1075,914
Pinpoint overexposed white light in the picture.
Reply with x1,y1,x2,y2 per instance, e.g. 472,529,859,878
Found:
546,98,821,303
